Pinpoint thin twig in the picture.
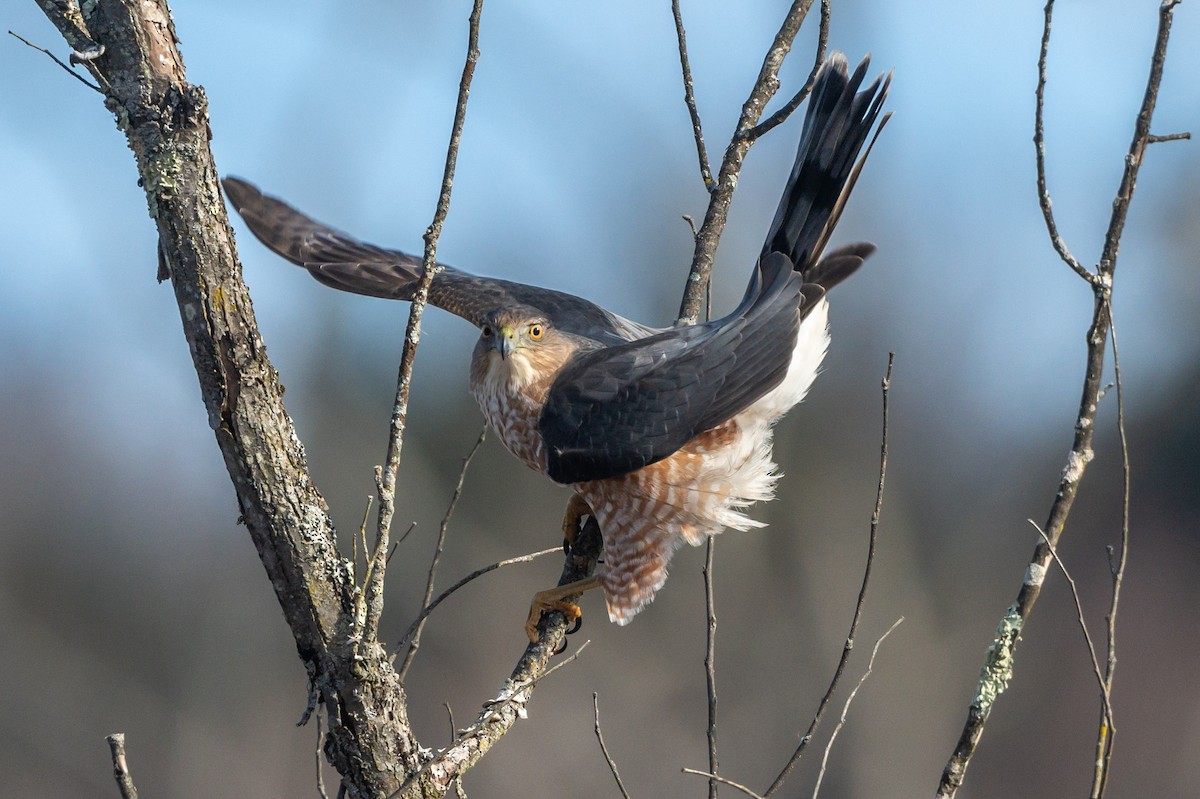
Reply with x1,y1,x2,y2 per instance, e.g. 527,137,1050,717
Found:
398,426,488,682
765,353,893,797
400,510,603,796
1027,521,1111,719
698,210,717,798
1094,312,1131,799
746,0,830,140
703,537,719,799
444,702,457,746
1146,131,1191,143
105,734,139,799
353,496,373,586
1034,0,1092,283
676,0,818,326
396,547,560,650
812,617,905,798
8,30,102,92
25,0,102,60
1098,0,1184,276
390,639,592,799
316,714,330,799
682,769,766,799
508,639,591,694
593,693,632,799
387,522,418,566
671,0,713,189
936,3,1182,794
361,0,485,645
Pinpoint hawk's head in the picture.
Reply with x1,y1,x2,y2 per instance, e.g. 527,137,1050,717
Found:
470,307,578,392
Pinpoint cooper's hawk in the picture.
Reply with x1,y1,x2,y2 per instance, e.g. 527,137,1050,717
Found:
224,53,889,640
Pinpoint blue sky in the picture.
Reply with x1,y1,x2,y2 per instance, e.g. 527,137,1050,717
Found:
5,1,1196,462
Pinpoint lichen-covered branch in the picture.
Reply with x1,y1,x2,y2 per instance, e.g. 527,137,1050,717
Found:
105,733,139,799
405,519,603,797
935,2,1185,795
34,1,419,795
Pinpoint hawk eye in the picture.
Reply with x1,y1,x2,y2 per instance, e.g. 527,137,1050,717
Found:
527,324,544,341
481,325,493,338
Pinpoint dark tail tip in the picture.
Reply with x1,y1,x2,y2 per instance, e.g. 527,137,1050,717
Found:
760,52,890,283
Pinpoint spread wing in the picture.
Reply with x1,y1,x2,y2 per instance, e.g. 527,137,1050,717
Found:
222,177,654,345
540,254,820,483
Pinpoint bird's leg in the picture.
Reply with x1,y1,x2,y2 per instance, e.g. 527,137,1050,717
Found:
560,493,592,554
525,575,602,644
528,495,599,643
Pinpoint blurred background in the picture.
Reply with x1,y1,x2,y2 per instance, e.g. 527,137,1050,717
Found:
3,1,1198,796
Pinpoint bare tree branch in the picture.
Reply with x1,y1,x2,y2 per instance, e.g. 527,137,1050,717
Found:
936,2,1185,795
105,734,138,799
397,632,593,799
1146,131,1190,143
1034,0,1092,283
398,426,488,682
30,0,600,794
702,537,719,799
765,353,894,797
1099,0,1184,274
671,0,712,190
396,546,561,652
315,715,331,799
31,0,430,790
812,618,904,798
1094,314,1132,799
403,519,603,795
363,0,485,645
683,769,766,799
29,0,109,91
745,0,830,141
1027,520,1112,737
593,693,633,799
666,8,820,785
676,0,818,326
8,30,102,92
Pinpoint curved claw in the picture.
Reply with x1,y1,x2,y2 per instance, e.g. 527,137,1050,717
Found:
566,615,583,635
553,635,569,656
525,574,602,644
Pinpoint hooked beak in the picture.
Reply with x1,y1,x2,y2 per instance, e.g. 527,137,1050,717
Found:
496,325,517,360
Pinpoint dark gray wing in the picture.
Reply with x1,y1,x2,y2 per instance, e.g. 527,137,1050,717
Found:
540,253,819,483
222,177,652,345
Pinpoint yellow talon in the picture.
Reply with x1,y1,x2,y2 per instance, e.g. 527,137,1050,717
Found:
525,575,601,643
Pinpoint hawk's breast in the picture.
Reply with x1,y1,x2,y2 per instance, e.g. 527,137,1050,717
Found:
469,365,554,472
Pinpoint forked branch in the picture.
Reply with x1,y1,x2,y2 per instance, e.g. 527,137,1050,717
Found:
764,354,893,797
676,0,820,325
936,2,1186,795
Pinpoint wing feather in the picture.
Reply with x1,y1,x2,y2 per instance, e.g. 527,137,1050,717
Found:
222,177,651,344
541,254,803,483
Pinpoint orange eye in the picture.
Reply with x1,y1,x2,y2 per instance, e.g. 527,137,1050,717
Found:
528,324,544,341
